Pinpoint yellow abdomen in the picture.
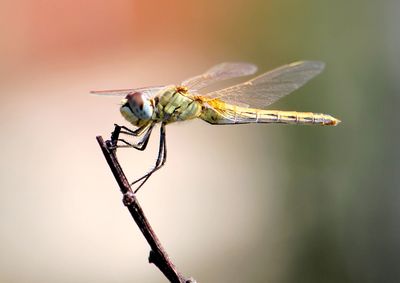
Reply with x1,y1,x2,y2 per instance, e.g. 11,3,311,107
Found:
200,99,340,126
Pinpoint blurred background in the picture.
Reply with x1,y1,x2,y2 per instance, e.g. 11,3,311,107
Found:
0,0,399,282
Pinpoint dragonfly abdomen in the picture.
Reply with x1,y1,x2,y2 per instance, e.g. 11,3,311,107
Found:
201,100,339,126
254,110,340,126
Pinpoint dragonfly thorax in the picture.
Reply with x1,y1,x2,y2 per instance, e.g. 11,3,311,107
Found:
120,92,154,126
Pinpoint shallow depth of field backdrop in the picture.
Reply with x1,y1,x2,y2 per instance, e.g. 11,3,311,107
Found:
0,1,399,282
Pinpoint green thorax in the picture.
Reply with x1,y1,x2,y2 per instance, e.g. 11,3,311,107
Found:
153,86,203,124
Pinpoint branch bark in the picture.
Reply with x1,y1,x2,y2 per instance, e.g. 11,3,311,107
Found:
96,135,195,283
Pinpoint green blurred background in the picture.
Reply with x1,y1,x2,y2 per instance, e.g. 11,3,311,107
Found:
1,0,399,282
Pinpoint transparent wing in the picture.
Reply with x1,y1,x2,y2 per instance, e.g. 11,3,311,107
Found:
181,62,258,91
203,61,325,108
90,86,166,98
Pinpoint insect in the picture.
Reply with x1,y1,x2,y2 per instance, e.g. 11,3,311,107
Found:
92,61,340,192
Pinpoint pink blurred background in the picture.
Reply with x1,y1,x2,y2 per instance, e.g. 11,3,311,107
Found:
1,1,399,282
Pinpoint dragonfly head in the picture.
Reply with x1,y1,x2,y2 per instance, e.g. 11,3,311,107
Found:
120,92,154,124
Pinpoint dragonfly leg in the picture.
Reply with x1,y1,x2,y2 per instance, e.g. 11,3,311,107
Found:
111,124,150,142
110,124,145,148
110,123,155,151
117,124,150,137
132,122,167,193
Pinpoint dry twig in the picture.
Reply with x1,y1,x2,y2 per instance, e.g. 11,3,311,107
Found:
96,128,195,283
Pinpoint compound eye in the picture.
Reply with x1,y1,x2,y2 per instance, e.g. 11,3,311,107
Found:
126,92,143,109
126,92,153,120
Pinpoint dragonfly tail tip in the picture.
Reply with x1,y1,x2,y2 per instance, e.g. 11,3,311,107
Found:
329,117,341,126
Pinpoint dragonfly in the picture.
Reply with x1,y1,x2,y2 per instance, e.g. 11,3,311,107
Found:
92,61,340,193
